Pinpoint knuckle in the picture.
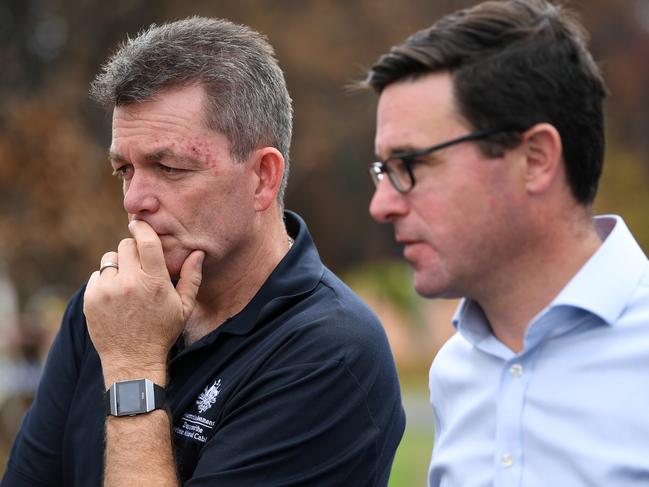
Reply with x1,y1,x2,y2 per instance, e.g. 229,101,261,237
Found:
191,273,203,288
139,239,159,252
82,291,95,311
145,277,167,294
84,287,105,311
101,251,117,261
121,279,139,295
118,238,136,249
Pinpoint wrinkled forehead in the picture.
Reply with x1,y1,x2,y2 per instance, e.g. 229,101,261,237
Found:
112,83,209,123
109,85,231,166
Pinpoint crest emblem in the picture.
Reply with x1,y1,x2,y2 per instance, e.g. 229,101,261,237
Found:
196,379,222,414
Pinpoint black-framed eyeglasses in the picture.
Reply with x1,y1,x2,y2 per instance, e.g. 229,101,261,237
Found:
369,127,521,194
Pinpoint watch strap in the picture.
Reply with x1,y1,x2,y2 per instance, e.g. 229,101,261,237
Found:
153,381,166,409
105,390,110,416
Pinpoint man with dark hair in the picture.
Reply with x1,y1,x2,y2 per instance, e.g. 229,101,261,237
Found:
2,17,405,486
363,0,649,485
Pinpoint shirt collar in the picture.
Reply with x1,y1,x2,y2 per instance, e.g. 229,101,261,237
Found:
453,215,648,348
452,299,516,358
551,215,648,325
218,210,324,336
177,210,324,353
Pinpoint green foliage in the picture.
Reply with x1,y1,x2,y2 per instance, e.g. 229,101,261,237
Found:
343,260,423,322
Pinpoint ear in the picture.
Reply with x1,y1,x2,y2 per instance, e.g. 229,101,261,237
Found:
251,147,285,212
519,123,563,196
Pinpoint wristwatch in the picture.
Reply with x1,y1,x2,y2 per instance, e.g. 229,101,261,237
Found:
105,379,166,417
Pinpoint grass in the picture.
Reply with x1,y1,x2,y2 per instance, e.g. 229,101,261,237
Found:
388,424,434,487
387,370,435,487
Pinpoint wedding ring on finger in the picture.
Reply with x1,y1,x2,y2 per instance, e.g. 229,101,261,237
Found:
99,261,119,274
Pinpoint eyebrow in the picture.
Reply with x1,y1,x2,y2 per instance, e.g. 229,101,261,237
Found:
375,145,422,160
108,148,204,168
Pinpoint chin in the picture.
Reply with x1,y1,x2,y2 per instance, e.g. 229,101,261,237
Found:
164,256,186,280
414,285,441,299
413,271,452,299
164,248,205,281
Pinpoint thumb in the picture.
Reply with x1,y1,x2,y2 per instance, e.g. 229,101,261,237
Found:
176,250,205,319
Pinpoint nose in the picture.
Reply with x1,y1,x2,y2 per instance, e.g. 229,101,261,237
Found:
123,171,160,216
369,179,409,223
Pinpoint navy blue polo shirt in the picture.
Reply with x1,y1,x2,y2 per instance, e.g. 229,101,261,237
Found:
2,211,405,486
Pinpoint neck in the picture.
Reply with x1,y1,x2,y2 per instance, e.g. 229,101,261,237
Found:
184,209,290,345
477,209,602,353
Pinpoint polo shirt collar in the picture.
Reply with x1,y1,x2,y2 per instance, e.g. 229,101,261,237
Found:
175,210,323,355
217,210,324,336
453,215,648,350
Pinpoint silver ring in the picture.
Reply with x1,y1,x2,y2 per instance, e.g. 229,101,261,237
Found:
99,261,119,274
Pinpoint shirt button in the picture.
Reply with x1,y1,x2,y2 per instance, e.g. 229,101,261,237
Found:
501,453,514,468
509,363,523,377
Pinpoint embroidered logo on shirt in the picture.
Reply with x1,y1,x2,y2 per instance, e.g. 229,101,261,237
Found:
196,379,221,414
174,378,223,443
175,413,215,444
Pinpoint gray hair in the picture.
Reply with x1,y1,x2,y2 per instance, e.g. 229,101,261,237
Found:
90,16,293,205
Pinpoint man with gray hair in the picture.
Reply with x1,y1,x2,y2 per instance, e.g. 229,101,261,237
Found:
2,17,404,486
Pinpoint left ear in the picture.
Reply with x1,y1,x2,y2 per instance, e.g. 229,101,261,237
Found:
519,123,563,196
251,147,285,212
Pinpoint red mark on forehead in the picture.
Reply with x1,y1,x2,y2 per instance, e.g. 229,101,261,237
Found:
184,138,200,155
185,138,218,169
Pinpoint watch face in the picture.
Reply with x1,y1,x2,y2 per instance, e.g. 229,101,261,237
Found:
116,380,146,415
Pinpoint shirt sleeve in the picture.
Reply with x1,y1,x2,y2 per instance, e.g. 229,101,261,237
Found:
186,359,387,487
1,288,88,487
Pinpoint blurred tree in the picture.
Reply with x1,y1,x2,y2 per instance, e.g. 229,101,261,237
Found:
0,96,125,303
0,0,647,310
1,3,648,482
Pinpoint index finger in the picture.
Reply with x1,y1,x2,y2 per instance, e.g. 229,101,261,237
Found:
128,219,168,277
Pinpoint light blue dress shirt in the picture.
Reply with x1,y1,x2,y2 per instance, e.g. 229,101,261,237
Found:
428,215,649,487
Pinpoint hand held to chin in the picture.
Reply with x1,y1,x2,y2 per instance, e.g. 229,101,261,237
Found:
83,220,204,380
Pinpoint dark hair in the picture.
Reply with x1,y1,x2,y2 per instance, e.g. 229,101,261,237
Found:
91,16,293,205
364,0,608,204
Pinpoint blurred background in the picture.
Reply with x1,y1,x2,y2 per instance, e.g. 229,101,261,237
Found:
1,0,648,484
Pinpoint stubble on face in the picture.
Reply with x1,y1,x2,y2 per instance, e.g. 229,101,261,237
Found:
110,84,255,281
374,72,526,302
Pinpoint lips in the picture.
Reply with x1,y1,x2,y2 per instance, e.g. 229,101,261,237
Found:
396,234,421,246
130,218,172,238
402,241,422,252
398,239,426,265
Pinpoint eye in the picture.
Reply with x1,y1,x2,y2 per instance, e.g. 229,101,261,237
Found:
391,157,418,176
401,155,426,166
160,165,177,174
112,165,133,180
158,164,185,177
